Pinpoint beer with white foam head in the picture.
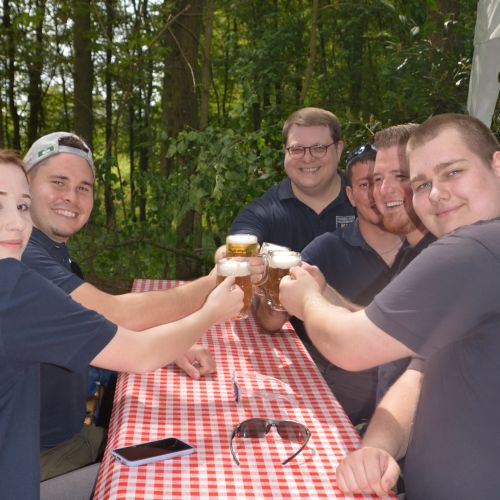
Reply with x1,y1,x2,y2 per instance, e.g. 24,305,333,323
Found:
226,234,259,257
216,257,253,319
267,250,302,312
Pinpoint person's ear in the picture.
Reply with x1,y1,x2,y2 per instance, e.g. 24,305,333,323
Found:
336,140,344,158
345,185,356,207
492,151,500,180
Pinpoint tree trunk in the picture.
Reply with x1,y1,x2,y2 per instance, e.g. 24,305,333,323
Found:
300,0,319,104
160,0,204,279
27,0,45,145
104,0,116,227
200,0,214,129
73,0,94,148
3,0,21,150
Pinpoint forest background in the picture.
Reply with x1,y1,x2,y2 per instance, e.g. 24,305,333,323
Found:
1,0,496,289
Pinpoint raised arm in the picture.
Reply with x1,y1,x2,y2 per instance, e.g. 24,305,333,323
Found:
91,277,243,373
71,270,217,331
336,368,423,496
279,266,414,370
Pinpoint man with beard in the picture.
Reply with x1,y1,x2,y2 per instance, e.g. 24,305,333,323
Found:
371,124,435,401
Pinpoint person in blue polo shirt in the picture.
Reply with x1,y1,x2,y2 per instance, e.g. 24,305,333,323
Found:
0,150,243,499
228,107,356,250
22,132,226,481
215,108,356,391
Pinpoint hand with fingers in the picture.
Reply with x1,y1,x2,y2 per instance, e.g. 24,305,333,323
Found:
279,265,322,319
336,446,401,498
174,344,216,380
206,275,244,323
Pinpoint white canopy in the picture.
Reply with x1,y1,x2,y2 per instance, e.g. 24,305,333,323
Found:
467,0,500,127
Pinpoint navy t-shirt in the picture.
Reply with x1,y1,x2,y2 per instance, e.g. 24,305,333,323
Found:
366,218,500,499
0,259,116,499
22,228,89,447
230,175,355,252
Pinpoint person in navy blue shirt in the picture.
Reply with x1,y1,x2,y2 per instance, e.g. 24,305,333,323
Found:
22,132,228,480
0,150,244,500
216,108,355,363
228,107,355,252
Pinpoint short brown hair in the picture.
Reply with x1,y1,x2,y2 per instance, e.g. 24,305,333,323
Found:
407,113,500,168
374,123,419,150
282,107,342,145
0,149,28,179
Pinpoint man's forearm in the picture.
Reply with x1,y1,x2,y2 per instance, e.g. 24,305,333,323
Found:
360,368,423,460
323,285,361,311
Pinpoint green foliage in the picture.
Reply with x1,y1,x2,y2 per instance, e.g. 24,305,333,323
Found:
2,0,492,281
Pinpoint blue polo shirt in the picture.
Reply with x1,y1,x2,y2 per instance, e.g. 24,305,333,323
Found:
0,258,116,499
22,228,88,448
230,175,355,252
302,221,395,305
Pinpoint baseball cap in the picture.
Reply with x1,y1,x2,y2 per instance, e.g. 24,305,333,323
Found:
24,132,95,178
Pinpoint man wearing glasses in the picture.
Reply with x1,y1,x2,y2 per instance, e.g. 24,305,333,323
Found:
221,107,355,398
229,107,355,251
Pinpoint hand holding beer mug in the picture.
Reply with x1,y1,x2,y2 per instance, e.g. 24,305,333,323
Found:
267,250,302,312
216,258,253,319
226,234,260,257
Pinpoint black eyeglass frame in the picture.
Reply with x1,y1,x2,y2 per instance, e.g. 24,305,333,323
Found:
285,142,337,159
230,417,311,466
345,143,377,166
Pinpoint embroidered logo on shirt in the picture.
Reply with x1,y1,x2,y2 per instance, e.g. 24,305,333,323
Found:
336,215,356,228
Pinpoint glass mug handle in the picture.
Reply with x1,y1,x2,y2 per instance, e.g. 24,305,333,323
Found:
249,254,269,287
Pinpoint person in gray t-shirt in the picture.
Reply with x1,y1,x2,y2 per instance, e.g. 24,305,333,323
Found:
280,114,500,499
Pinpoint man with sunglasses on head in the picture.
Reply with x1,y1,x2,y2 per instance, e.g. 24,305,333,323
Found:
22,132,221,483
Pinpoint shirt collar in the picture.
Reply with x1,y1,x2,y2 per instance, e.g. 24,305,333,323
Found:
278,172,349,208
30,227,68,251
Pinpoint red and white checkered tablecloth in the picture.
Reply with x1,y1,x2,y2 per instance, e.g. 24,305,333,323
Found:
93,279,395,499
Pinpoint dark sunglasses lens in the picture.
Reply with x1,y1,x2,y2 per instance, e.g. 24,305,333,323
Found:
238,419,269,438
233,381,240,402
276,421,308,443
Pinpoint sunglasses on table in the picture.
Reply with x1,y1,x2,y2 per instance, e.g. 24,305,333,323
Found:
230,418,311,466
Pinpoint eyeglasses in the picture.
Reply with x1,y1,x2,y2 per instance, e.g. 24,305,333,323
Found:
286,142,336,159
232,370,297,404
345,143,376,166
230,418,311,465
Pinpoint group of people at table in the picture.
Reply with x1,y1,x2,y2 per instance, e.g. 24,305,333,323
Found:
1,107,499,500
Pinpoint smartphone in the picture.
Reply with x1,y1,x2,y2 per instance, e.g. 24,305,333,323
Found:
111,437,195,467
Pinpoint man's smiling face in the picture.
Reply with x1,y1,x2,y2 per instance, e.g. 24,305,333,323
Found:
372,144,421,236
27,153,94,243
284,124,343,199
410,127,500,237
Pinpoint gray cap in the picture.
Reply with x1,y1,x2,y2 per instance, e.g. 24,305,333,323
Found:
24,132,95,178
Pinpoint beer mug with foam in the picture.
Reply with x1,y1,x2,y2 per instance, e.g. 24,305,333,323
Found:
266,250,302,312
226,234,260,257
216,257,253,319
